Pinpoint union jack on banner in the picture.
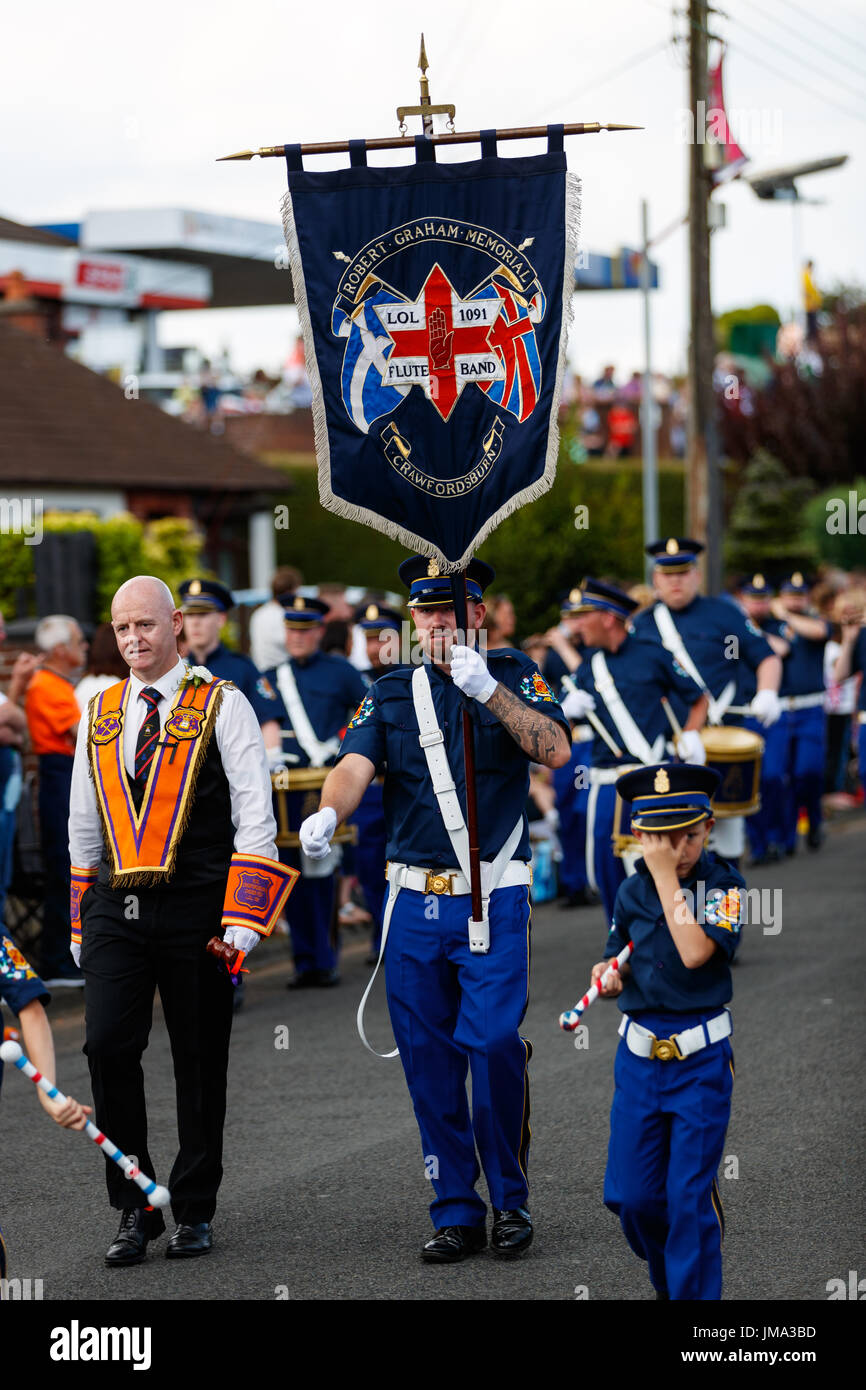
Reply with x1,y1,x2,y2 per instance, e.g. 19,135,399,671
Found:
471,273,545,424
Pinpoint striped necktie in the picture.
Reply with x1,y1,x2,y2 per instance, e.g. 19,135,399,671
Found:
134,687,163,789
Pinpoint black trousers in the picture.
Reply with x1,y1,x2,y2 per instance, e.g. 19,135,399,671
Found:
80,879,233,1224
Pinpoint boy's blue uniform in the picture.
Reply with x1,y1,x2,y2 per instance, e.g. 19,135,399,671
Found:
602,849,745,1300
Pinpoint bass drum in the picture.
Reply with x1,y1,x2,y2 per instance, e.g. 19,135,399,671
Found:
700,725,764,818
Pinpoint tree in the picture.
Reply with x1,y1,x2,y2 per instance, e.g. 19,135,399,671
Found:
725,450,816,577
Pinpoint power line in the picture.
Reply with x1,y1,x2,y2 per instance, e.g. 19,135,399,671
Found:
523,37,673,122
768,0,866,61
673,7,866,128
726,7,866,104
736,0,866,80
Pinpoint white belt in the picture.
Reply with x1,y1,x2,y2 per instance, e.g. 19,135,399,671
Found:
386,859,532,896
589,765,631,786
783,692,825,711
619,1008,732,1061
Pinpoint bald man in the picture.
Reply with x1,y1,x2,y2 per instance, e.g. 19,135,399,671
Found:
68,577,296,1266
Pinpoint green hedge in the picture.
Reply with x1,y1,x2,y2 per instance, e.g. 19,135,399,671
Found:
0,512,204,623
273,458,685,634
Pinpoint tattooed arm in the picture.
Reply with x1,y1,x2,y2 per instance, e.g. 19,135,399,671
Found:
485,683,572,769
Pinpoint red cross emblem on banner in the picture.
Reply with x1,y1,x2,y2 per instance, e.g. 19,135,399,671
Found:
374,264,503,422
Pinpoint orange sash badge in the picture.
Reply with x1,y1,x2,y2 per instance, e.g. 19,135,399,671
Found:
88,677,228,886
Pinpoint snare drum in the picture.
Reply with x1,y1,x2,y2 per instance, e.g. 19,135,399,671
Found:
271,766,358,848
700,725,764,818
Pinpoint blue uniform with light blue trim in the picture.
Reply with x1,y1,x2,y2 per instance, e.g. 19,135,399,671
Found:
737,617,789,859
602,849,744,1300
339,649,569,1228
266,651,368,977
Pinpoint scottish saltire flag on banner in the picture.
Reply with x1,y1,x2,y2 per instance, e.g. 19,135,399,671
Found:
281,134,579,568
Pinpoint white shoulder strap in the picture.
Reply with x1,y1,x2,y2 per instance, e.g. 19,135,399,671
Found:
652,606,735,725
590,651,663,765
276,661,341,767
411,666,471,880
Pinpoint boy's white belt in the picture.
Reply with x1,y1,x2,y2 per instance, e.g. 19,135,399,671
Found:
619,1008,732,1061
782,692,825,711
386,860,532,896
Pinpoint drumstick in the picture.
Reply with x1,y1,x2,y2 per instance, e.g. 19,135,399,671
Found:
559,942,634,1031
660,696,683,741
0,1041,171,1207
562,675,624,758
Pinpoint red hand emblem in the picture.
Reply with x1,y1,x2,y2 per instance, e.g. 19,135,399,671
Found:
428,306,453,370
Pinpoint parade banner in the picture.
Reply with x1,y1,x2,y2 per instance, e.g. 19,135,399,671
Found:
281,135,580,568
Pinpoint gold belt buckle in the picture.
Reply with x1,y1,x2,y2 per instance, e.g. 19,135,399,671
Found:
425,871,452,895
650,1034,684,1062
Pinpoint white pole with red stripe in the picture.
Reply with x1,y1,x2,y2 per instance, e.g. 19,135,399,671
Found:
0,1041,170,1206
558,941,634,1031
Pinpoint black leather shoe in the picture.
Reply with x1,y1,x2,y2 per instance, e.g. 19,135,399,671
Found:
807,826,824,850
286,969,340,989
165,1222,213,1258
104,1207,165,1267
421,1225,486,1263
491,1207,533,1258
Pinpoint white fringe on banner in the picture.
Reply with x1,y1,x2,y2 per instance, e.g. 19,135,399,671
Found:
281,170,581,573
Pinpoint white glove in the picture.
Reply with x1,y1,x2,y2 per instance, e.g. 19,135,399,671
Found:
222,925,260,957
561,688,596,721
750,689,782,728
449,645,497,703
675,729,707,765
300,806,338,860
71,942,81,968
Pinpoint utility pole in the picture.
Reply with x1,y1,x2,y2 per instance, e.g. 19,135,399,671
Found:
640,199,659,578
687,0,723,593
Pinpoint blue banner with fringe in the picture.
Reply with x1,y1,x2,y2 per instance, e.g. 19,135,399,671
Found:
281,134,579,569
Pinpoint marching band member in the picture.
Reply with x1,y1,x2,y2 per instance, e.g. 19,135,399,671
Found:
299,557,571,1262
264,594,367,988
631,538,782,865
564,579,709,922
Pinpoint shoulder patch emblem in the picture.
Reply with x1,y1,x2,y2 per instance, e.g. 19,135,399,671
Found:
0,934,37,983
704,887,742,932
256,677,277,700
519,672,556,704
348,693,376,728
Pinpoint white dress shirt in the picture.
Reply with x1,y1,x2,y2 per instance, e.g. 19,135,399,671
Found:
68,655,279,870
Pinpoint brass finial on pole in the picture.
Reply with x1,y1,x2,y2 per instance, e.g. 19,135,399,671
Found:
396,35,455,136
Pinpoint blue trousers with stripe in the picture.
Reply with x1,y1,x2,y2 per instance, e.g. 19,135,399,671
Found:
553,740,591,895
743,715,788,858
588,782,627,923
385,884,532,1228
781,706,826,849
604,1011,734,1300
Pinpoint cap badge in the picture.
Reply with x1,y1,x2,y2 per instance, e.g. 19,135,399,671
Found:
427,559,440,578
654,768,670,793
366,604,379,620
293,597,305,611
189,579,201,595
570,588,582,605
665,539,679,555
754,573,764,588
792,571,803,586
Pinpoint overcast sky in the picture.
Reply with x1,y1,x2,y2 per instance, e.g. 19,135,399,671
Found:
5,0,865,378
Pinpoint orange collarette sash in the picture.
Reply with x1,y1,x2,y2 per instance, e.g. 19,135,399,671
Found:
88,675,228,886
